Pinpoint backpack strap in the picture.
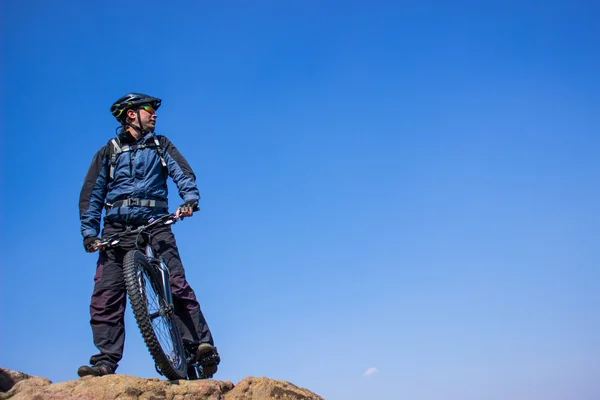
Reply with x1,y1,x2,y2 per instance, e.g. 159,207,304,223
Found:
108,138,122,180
153,136,167,168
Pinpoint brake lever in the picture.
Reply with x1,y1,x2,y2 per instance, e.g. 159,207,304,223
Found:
98,238,121,248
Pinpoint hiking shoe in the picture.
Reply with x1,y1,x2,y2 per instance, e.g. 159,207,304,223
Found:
196,343,220,377
77,364,114,377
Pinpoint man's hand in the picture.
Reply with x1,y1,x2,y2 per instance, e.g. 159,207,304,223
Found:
176,201,199,220
84,236,102,253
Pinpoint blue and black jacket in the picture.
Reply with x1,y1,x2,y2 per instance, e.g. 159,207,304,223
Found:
79,133,200,238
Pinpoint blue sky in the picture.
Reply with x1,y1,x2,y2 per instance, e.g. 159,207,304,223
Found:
1,1,599,399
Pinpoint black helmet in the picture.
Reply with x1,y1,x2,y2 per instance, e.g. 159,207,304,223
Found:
110,93,162,122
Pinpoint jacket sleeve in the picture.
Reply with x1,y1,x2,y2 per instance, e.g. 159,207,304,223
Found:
160,136,200,203
79,146,110,238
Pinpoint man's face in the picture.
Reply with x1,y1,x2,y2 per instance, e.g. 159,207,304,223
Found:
138,104,157,131
127,105,157,131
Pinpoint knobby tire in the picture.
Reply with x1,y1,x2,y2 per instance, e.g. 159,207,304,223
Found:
123,249,187,380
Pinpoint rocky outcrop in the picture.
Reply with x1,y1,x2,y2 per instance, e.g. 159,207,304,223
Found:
0,368,324,400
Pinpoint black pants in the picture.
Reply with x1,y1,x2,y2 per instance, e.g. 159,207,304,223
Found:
88,220,214,371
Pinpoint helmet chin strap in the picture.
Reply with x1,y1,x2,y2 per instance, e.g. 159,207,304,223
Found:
136,109,145,133
120,109,153,140
117,108,157,142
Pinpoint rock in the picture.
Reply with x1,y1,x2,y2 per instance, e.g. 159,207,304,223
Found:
226,377,324,399
0,368,324,400
1,368,54,395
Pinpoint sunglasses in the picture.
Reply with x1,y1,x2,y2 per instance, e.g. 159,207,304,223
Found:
140,105,156,115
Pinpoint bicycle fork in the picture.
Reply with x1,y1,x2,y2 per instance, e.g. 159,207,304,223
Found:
145,246,175,313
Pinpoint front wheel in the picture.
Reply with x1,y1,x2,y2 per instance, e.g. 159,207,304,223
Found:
123,250,187,380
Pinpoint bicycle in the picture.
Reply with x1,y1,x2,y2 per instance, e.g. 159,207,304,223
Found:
97,213,217,380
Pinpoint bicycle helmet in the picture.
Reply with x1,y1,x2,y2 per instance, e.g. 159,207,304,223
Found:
110,93,162,122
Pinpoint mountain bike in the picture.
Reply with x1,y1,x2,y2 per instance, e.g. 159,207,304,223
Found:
98,213,216,380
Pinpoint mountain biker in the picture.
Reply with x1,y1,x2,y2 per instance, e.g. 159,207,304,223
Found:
77,92,220,377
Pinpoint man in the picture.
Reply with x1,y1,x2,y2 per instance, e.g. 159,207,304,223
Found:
78,92,219,377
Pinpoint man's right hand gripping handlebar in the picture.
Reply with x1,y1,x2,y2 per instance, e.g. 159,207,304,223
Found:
84,236,103,253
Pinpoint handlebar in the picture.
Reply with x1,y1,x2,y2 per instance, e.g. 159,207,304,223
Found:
97,213,180,248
